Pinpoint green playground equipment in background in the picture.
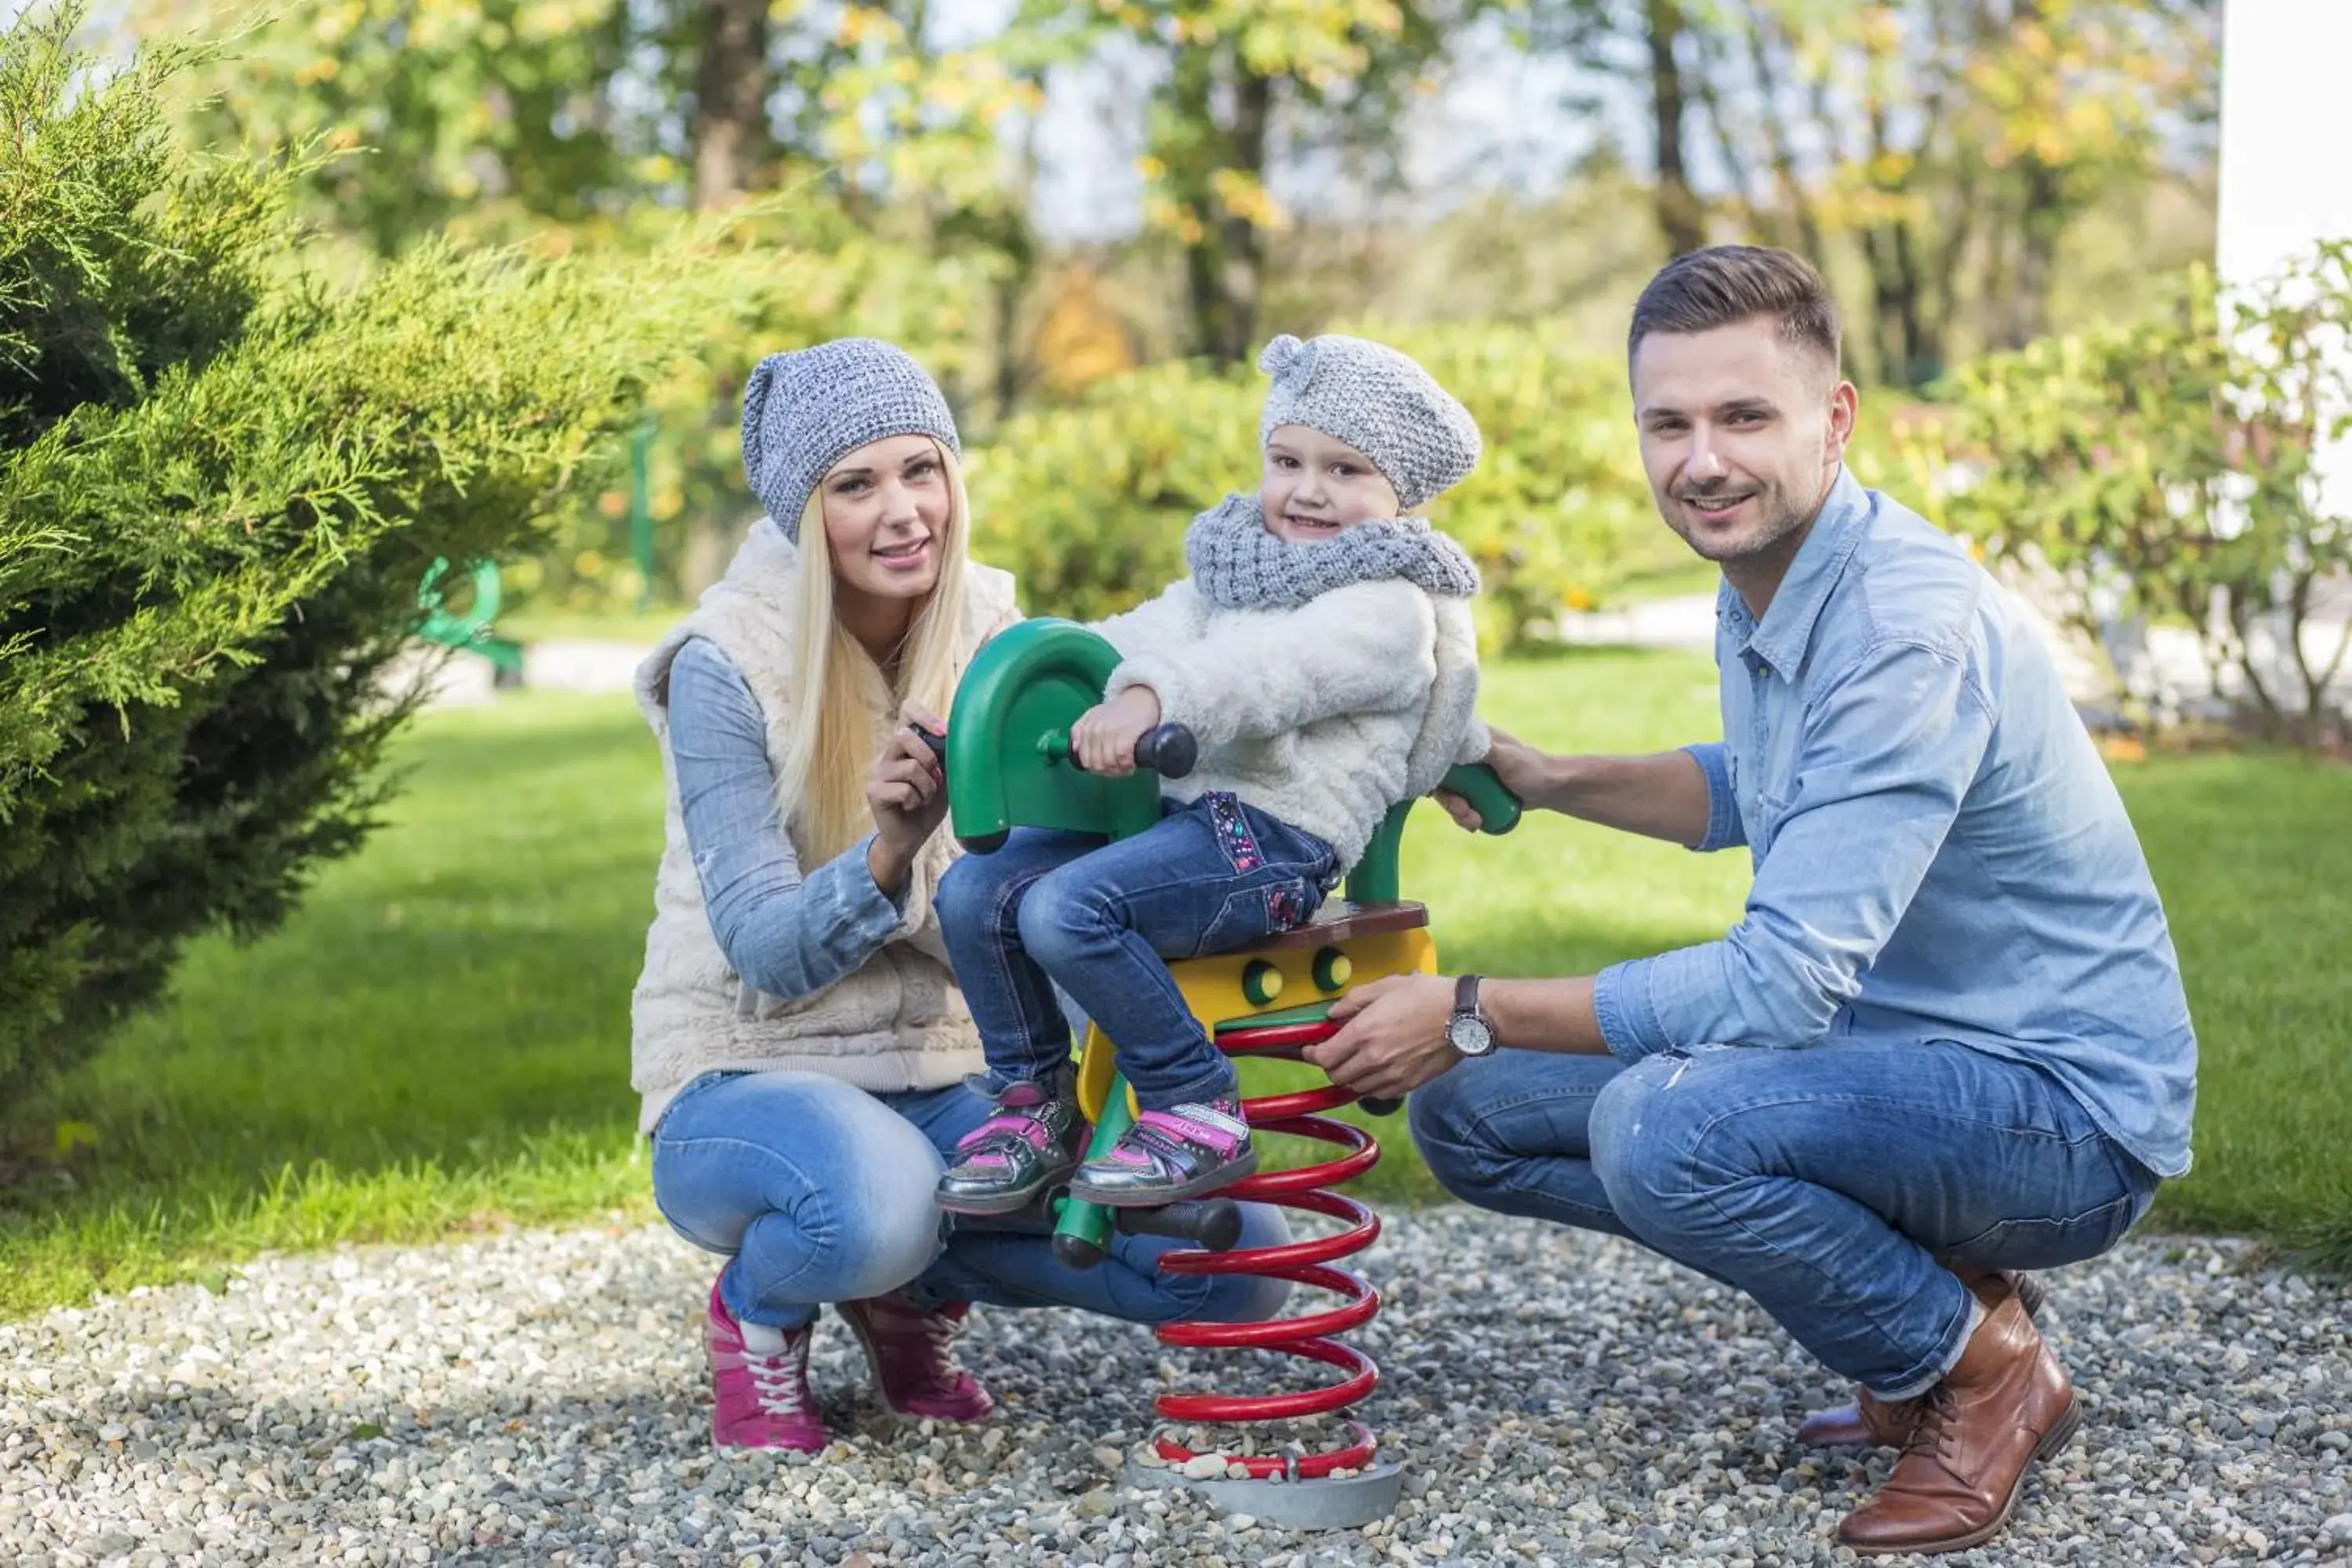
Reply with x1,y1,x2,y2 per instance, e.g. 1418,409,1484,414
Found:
413,556,522,681
412,414,662,674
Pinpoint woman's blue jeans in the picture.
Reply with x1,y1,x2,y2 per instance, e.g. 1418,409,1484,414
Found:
1406,1038,2162,1400
650,1067,1296,1332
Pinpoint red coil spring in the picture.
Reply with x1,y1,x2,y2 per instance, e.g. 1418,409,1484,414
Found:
1145,1018,1387,1480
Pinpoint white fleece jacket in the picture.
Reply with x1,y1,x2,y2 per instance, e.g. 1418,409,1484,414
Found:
1096,575,1488,872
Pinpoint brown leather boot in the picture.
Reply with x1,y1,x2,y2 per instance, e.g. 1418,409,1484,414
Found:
1794,1268,2046,1448
1835,1288,2081,1555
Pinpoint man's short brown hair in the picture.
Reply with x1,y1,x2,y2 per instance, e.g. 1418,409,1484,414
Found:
1628,245,1841,379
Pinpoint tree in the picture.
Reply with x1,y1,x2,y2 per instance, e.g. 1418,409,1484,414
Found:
0,3,826,1112
1517,0,1707,255
1022,1,1488,365
1513,0,2221,386
129,0,645,255
690,0,772,209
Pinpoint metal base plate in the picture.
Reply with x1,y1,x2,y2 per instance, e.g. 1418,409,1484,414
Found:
1120,1455,1404,1531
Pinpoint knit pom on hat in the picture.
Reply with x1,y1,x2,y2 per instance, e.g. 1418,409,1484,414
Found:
738,337,961,543
1254,331,1480,510
1258,333,1307,375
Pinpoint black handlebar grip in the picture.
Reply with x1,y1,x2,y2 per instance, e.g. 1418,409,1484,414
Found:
1360,1094,1405,1117
1132,723,1197,779
909,722,946,762
1111,1196,1243,1251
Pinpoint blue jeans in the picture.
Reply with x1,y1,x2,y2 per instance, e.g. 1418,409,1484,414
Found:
1406,1039,2162,1399
650,1067,1296,1331
933,792,1339,1108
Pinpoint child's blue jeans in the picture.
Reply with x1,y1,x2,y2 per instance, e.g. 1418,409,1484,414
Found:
933,791,1339,1108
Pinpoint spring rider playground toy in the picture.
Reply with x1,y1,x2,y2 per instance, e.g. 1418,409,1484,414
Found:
925,617,1520,1530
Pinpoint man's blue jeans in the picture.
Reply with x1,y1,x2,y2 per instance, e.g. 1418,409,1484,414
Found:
933,792,1338,1108
651,1067,1295,1332
1406,1039,2161,1399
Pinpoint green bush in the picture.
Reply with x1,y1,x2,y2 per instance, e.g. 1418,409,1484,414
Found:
0,5,822,1112
964,319,1679,650
964,358,1258,624
1899,250,2352,744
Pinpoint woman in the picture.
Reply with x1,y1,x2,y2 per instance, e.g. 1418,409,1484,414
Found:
628,338,1290,1452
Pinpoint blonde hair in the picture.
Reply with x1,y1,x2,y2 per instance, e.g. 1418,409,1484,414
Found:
772,437,972,862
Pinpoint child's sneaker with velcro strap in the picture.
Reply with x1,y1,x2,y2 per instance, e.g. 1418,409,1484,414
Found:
935,1072,1084,1215
1068,1093,1257,1206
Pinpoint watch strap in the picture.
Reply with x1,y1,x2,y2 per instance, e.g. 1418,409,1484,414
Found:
1454,973,1483,1019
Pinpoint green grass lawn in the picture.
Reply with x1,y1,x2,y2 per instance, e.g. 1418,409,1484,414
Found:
4,649,2346,1319
496,603,691,647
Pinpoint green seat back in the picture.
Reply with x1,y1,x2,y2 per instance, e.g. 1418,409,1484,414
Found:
943,619,1162,851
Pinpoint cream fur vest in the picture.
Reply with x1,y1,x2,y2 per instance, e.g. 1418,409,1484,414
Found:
628,519,1022,1134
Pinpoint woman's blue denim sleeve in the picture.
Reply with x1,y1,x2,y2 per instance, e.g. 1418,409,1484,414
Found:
666,636,905,1001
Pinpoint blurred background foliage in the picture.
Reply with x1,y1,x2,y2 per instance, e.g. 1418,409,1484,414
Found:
96,0,2237,638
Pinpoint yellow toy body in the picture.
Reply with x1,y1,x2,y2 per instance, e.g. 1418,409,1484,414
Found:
1075,929,1438,1123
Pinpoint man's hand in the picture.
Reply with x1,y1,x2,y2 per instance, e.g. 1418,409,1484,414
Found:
1301,973,1464,1099
1436,728,1717,849
1434,725,1555,829
1071,686,1161,775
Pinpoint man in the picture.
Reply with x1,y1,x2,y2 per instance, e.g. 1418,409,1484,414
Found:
1305,244,2196,1557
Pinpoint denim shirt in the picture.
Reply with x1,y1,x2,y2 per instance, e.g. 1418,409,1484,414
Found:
1590,468,2198,1179
665,635,906,1000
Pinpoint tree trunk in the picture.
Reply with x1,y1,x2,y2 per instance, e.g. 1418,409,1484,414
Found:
992,238,1036,422
1688,24,1764,243
1746,11,1824,261
1858,76,1915,386
691,0,770,210
1178,51,1270,365
2005,154,2066,348
1646,0,1705,254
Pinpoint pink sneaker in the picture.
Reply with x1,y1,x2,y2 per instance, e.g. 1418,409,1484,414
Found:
837,1291,994,1421
705,1279,827,1451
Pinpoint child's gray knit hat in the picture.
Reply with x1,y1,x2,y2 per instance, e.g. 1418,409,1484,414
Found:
1256,332,1482,509
739,338,961,542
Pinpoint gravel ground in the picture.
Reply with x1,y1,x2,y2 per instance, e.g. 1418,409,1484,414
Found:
5,1207,2348,1567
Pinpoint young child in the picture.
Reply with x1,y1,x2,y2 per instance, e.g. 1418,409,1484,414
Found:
931,331,1489,1214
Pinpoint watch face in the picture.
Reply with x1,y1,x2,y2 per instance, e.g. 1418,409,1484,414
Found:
1449,1015,1494,1055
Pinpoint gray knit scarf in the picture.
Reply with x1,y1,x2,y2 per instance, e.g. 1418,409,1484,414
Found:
1184,493,1480,611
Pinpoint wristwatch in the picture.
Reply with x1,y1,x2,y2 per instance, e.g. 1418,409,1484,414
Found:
1445,975,1497,1057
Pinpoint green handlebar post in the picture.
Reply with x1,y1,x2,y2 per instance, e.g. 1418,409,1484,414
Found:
1341,761,1521,907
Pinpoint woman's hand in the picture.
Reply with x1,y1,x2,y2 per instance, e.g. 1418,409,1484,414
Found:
866,702,949,896
1070,686,1162,776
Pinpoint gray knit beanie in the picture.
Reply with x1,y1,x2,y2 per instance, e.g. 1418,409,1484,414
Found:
1255,332,1482,510
739,338,961,542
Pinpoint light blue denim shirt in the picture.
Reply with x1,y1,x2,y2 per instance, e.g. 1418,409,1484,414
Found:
1590,467,2198,1179
665,635,907,1000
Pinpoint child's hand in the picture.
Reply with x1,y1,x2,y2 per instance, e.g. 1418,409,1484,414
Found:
1071,687,1161,775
